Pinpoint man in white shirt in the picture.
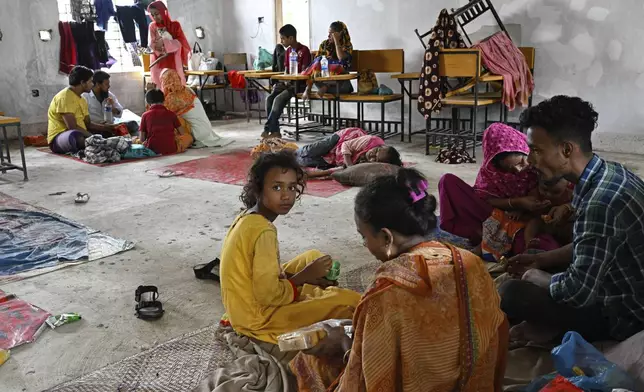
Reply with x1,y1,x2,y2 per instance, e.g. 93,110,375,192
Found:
83,71,123,121
82,71,140,134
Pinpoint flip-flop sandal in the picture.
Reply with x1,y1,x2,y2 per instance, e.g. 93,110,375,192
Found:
75,193,90,204
193,258,220,281
158,170,185,178
135,285,165,320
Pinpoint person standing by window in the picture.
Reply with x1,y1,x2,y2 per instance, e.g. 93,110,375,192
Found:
147,1,190,88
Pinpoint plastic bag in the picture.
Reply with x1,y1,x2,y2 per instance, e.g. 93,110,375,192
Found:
187,42,204,86
539,375,583,391
277,319,352,352
253,46,273,70
0,291,50,350
551,332,638,392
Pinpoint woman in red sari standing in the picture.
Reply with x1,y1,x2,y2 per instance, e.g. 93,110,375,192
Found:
147,1,190,88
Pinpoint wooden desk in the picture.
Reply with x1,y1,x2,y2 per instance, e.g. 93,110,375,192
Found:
238,72,284,123
269,74,314,140
314,74,358,82
245,71,284,80
391,72,421,80
0,116,28,181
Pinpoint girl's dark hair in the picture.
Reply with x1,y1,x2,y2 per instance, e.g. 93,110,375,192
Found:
240,151,306,209
355,168,437,236
385,146,403,166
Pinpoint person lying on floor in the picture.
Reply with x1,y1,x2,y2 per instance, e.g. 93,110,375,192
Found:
219,151,361,345
139,89,187,155
476,176,574,262
500,95,644,344
301,21,354,101
262,24,311,139
47,65,118,154
82,70,140,135
296,127,402,169
438,123,551,250
289,168,508,391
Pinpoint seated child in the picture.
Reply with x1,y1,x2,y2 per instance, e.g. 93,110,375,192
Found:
479,177,573,261
523,177,574,249
139,89,183,155
296,127,402,169
219,151,361,344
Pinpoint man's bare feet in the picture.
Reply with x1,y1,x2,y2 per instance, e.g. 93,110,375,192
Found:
510,321,559,347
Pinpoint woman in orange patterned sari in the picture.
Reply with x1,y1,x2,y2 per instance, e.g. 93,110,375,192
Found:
291,168,508,392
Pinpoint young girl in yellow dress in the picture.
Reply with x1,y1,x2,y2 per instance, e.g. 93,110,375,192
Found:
219,152,361,344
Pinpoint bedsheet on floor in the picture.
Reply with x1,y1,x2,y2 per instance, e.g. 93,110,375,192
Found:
0,192,134,283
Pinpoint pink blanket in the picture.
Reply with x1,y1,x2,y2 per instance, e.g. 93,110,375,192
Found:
474,32,534,111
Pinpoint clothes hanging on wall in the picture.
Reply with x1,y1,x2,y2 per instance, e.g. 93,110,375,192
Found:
94,0,116,30
59,22,78,74
417,9,467,118
95,30,116,69
115,5,148,45
70,21,101,70
473,31,534,111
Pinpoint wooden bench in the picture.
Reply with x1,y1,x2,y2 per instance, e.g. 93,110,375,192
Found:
338,49,405,140
424,48,503,157
297,49,406,140
0,115,28,181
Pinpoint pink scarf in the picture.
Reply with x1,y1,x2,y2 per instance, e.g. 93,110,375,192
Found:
474,32,534,111
474,123,537,199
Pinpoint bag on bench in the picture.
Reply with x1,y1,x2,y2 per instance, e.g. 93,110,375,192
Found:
357,70,379,95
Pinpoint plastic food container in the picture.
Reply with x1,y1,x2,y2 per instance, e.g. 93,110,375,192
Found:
277,319,352,352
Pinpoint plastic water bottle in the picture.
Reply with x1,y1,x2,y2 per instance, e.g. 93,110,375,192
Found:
320,57,329,77
103,101,113,124
289,49,298,75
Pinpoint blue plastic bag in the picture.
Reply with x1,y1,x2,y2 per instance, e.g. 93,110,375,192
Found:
550,331,637,391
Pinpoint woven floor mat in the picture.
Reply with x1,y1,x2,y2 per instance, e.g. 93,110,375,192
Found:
48,264,378,391
47,325,235,392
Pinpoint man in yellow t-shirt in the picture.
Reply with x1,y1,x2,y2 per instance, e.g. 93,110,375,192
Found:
47,66,115,154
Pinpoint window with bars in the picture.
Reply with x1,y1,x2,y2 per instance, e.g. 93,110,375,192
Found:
57,0,145,72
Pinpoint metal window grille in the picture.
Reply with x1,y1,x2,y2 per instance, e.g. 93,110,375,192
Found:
57,0,143,72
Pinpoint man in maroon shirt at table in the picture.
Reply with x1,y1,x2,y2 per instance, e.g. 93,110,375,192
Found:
139,89,182,155
261,24,311,139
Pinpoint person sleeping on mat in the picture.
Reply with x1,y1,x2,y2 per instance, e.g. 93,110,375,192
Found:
295,127,402,169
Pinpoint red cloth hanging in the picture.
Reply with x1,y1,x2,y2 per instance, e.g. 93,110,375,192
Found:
58,21,77,74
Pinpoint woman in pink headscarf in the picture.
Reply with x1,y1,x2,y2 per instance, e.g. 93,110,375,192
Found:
147,1,190,87
438,123,545,244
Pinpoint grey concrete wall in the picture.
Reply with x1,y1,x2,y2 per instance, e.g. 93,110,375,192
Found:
4,0,644,152
0,0,145,135
309,0,644,153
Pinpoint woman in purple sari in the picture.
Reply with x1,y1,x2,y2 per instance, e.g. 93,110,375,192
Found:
438,123,558,252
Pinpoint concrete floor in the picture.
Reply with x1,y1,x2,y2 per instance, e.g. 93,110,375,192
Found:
2,119,644,392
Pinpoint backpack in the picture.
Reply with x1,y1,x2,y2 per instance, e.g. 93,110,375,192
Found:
357,70,379,95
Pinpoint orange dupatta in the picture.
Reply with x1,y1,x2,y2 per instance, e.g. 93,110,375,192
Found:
160,69,196,116
292,242,508,392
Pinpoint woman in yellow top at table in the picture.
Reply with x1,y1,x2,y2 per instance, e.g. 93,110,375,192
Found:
219,151,361,344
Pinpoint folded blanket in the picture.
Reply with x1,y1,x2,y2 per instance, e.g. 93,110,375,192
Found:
193,326,295,392
83,135,131,164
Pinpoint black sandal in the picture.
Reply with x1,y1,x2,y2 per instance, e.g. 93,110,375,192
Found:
193,258,220,281
135,285,165,320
